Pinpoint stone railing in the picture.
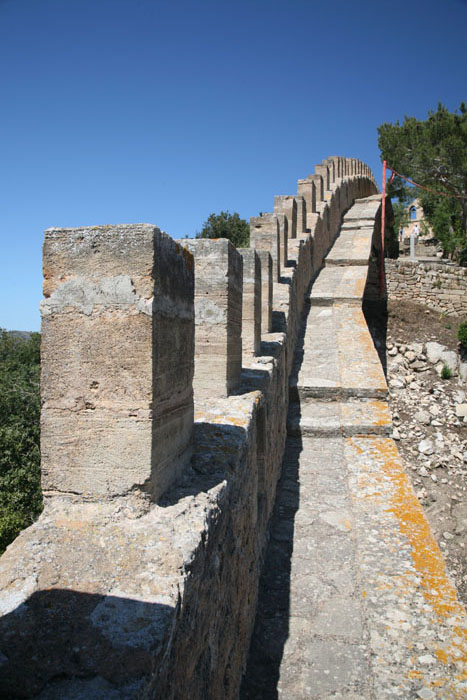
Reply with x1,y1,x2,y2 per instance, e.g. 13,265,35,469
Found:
0,157,379,699
385,258,467,317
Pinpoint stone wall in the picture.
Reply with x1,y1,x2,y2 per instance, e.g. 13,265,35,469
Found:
385,259,467,317
0,157,379,699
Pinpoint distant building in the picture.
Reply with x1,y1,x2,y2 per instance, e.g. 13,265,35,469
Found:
403,198,432,238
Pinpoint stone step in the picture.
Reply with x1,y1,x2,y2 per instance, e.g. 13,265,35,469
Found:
308,265,368,305
287,398,391,437
339,219,375,229
325,227,374,266
343,198,381,221
290,305,387,400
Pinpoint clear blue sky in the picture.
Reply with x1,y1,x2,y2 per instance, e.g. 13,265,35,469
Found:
1,0,466,331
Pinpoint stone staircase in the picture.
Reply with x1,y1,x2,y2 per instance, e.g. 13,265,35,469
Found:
241,196,467,699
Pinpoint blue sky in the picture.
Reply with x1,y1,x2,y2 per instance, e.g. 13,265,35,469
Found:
1,0,466,331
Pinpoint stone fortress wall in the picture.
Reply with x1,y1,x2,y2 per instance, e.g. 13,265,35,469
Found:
0,158,382,699
385,258,467,317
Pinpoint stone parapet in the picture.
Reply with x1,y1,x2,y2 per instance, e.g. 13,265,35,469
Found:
0,156,381,699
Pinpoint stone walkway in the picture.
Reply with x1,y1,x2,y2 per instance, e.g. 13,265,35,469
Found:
241,197,467,699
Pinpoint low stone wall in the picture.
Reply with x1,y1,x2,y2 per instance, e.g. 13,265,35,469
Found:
0,157,380,699
385,259,467,317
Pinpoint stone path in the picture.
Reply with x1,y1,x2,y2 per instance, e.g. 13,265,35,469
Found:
241,197,467,699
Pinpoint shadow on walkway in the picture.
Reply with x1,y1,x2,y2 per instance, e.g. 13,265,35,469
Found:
240,303,311,698
240,433,302,699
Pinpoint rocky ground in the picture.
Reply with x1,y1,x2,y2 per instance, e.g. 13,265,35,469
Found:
384,300,467,604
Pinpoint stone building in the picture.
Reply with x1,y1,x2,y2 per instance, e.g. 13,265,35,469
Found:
403,197,432,238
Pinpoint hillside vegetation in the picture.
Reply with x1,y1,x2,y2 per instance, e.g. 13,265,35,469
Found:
0,330,42,553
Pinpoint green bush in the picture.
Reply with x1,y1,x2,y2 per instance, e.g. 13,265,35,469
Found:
441,364,453,380
458,321,467,349
0,330,42,554
196,210,249,248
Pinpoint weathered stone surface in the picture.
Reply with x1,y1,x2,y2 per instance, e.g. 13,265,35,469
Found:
291,304,387,399
276,212,289,271
41,225,194,501
295,195,306,237
326,225,375,266
238,248,261,357
182,238,242,399
426,341,447,364
274,195,297,239
297,177,316,220
309,265,369,305
256,250,272,334
250,214,280,282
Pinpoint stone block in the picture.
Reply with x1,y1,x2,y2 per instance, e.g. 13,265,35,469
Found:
256,250,273,334
295,195,307,237
41,224,194,501
250,214,280,282
315,164,331,192
274,195,297,239
238,248,261,357
322,158,336,184
307,174,325,211
297,178,316,220
276,213,288,269
328,156,342,181
182,238,243,399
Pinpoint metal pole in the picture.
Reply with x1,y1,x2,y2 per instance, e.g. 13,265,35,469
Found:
380,160,387,296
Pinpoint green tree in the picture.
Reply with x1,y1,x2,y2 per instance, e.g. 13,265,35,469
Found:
0,330,42,553
196,210,250,248
378,102,467,261
392,199,411,235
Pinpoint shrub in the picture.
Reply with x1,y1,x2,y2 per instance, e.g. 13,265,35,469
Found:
458,321,467,349
196,210,249,248
441,364,453,380
0,330,42,553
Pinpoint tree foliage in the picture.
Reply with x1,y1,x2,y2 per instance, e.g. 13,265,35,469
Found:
378,103,467,260
392,199,411,235
196,210,250,248
0,330,42,554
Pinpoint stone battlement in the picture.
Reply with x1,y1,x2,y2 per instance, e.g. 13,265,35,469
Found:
0,158,383,699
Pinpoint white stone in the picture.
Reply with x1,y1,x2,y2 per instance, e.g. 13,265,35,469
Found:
416,688,436,699
408,342,424,355
414,410,430,425
418,654,436,665
439,350,458,375
425,342,447,363
418,439,434,455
